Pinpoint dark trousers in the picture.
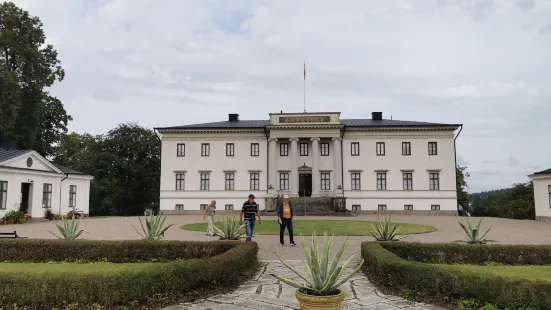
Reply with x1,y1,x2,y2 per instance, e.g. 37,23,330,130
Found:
280,218,294,244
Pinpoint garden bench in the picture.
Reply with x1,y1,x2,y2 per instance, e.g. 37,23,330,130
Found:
0,231,27,239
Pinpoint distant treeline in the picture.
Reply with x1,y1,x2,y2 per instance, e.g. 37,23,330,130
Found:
471,181,535,220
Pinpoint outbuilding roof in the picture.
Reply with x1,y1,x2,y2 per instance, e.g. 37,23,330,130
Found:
534,168,551,175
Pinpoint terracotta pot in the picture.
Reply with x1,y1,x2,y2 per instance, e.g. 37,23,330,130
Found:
295,289,344,310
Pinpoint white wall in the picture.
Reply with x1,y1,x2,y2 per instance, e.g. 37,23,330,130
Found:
532,175,551,218
0,170,91,218
160,131,267,211
342,130,457,211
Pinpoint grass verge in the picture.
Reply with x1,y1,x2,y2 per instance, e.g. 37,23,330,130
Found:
181,220,437,236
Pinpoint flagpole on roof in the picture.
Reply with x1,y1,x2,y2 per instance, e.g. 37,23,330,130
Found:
303,61,306,113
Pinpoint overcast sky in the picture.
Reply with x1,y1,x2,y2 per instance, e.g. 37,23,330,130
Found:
12,0,551,193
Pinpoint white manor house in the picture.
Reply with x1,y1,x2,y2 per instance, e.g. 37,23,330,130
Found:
155,111,462,215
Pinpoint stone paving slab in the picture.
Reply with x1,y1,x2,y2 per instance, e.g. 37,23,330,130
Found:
164,260,445,310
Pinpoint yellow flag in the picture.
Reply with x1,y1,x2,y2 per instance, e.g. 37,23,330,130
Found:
304,62,306,80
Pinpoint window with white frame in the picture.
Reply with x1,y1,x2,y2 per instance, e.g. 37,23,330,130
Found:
402,142,411,155
279,173,289,191
548,185,551,208
320,172,331,191
404,204,413,210
177,143,185,157
402,172,413,190
300,143,308,156
351,173,361,190
175,204,184,210
320,142,329,156
351,205,361,211
251,143,259,156
0,181,7,210
175,173,185,190
69,185,77,208
225,172,235,190
250,172,260,190
201,143,210,157
378,204,387,211
200,173,210,190
376,142,385,156
200,204,207,210
376,173,387,190
431,204,440,211
280,143,289,156
42,183,52,208
428,142,438,155
226,143,234,156
429,172,440,190
225,204,234,210
351,142,360,156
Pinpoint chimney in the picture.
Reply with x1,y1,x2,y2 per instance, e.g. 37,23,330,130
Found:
371,112,383,121
228,114,239,122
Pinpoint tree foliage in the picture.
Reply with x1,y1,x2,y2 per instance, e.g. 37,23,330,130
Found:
456,165,472,212
0,1,71,156
54,123,161,216
471,181,535,220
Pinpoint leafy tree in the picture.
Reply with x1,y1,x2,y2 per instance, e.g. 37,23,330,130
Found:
471,182,535,220
54,124,161,216
456,165,472,213
0,1,71,156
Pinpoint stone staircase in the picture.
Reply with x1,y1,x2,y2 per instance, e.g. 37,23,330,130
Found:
262,197,355,216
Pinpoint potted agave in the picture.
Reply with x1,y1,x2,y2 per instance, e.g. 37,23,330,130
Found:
272,231,364,309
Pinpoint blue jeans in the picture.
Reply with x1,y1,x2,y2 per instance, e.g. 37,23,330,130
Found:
244,219,256,241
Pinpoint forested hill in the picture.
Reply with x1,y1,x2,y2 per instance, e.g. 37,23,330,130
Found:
470,182,535,220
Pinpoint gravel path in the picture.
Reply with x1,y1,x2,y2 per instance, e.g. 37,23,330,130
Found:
163,260,445,310
7,214,551,260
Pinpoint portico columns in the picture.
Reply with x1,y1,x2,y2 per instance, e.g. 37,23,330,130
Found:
311,137,320,197
290,138,299,196
332,137,342,194
269,138,277,192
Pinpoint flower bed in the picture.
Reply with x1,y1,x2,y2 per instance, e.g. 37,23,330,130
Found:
0,240,258,309
362,242,551,309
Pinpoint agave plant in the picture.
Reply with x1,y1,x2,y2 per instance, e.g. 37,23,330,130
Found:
213,216,245,240
457,218,494,244
48,208,86,240
367,217,404,241
272,231,364,296
132,212,173,240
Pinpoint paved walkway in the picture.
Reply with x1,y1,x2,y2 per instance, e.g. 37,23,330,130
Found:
164,260,444,310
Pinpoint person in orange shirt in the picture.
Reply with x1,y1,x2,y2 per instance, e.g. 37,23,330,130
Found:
277,194,295,246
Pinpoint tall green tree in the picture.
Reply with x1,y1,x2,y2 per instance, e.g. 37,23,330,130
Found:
0,1,71,156
456,165,472,213
54,124,161,216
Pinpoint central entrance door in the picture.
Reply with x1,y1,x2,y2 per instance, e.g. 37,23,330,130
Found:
299,173,312,197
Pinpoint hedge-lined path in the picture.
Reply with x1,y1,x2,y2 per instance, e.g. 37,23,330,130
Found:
6,214,551,260
164,260,445,310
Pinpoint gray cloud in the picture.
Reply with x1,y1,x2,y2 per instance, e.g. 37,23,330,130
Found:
12,0,551,192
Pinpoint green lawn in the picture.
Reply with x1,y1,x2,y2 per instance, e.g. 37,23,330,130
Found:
0,262,156,273
437,264,551,282
180,220,437,236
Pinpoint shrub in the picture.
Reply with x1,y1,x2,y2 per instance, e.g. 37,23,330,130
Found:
378,242,551,265
456,218,494,244
45,209,55,220
49,212,86,240
133,212,173,240
213,216,245,240
0,241,258,309
367,217,403,241
362,242,551,309
2,211,25,224
0,239,242,263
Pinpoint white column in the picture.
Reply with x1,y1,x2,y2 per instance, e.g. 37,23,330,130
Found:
269,138,277,192
332,137,342,194
290,138,299,196
311,137,320,197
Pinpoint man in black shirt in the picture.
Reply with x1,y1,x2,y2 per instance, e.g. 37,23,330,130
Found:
240,194,262,241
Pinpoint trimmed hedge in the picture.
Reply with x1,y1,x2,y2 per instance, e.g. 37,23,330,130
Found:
0,240,258,309
362,242,551,309
0,239,237,262
380,242,551,265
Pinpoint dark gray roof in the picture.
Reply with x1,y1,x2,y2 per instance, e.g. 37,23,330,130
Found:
156,118,460,130
534,168,551,175
0,148,32,163
51,163,86,175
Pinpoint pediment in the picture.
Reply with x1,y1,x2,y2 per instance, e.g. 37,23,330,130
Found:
1,152,62,173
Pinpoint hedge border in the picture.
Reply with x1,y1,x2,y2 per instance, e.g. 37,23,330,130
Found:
0,239,238,262
0,240,259,309
362,242,551,309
